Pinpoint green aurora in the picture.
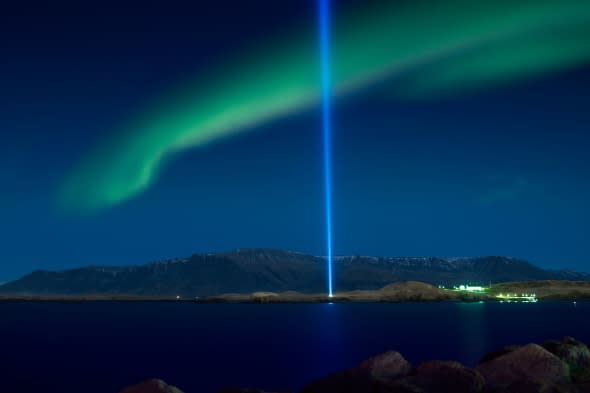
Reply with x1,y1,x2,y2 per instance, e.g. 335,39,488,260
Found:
61,0,590,211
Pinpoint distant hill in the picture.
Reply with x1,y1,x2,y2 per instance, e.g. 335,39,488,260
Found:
0,249,587,296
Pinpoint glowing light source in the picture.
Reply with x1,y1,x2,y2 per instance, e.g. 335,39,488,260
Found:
496,292,537,302
319,0,333,297
454,284,487,292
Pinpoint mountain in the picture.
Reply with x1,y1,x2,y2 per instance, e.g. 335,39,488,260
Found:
0,248,588,296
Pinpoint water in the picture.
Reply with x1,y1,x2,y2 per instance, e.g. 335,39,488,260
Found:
0,301,587,393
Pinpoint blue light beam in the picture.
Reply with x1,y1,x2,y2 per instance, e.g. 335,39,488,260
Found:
319,0,334,297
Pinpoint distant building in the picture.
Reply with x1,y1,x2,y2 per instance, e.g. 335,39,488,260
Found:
453,284,486,292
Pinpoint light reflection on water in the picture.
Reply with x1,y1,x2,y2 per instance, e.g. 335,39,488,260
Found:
0,301,587,393
456,301,488,363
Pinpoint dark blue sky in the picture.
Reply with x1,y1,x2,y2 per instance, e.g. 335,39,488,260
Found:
1,0,589,281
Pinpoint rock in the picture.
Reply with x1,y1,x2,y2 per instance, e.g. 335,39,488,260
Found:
300,351,411,393
120,379,185,393
218,389,286,393
492,379,576,393
372,381,425,393
476,344,570,389
478,345,521,365
542,337,590,378
358,351,413,383
299,368,373,393
577,380,590,393
576,368,590,383
388,361,484,393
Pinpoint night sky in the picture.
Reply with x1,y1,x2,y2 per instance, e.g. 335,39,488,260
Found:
1,0,590,281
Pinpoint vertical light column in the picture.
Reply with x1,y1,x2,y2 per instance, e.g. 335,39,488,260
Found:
318,0,333,297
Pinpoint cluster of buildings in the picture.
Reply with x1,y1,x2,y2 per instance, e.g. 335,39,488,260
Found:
437,284,538,302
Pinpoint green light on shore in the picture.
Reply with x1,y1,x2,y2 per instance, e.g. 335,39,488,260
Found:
451,284,488,293
446,284,539,302
497,293,538,303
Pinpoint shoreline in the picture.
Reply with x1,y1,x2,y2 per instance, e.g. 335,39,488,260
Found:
1,280,588,303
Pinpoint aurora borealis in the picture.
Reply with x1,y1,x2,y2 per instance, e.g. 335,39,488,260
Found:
2,0,590,280
60,0,590,211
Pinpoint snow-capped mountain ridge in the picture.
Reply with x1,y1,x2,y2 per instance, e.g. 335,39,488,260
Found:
0,249,586,296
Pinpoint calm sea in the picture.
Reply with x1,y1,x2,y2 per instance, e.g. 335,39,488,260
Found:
0,301,587,393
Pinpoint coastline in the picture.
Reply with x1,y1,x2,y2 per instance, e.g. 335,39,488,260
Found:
1,280,588,303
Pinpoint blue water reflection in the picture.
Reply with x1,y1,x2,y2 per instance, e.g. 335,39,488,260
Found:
0,301,586,393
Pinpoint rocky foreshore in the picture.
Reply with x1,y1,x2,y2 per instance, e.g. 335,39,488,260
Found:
121,336,590,393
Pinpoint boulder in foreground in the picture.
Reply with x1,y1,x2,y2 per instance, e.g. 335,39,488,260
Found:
476,343,570,388
120,379,185,393
121,337,590,393
387,360,484,393
542,336,590,379
218,389,286,393
301,351,411,393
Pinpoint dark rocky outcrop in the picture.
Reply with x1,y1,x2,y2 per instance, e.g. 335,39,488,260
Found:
476,344,570,389
358,351,413,383
218,389,286,393
542,337,590,379
388,361,484,393
478,345,520,365
300,351,411,393
121,338,590,393
577,381,590,393
119,379,184,393
491,379,573,393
